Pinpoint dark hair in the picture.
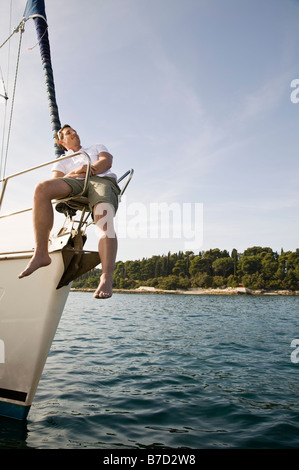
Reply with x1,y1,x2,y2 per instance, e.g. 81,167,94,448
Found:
54,124,71,151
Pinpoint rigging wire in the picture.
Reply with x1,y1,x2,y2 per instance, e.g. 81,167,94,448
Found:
6,0,13,99
0,18,25,181
0,0,12,181
0,0,63,178
0,0,27,181
0,67,8,100
0,19,24,51
0,65,9,181
0,0,13,180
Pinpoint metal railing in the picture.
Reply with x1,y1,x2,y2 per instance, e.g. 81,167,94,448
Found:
0,152,134,220
0,151,92,219
117,168,134,198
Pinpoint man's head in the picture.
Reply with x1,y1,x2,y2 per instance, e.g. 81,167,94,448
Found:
55,125,81,152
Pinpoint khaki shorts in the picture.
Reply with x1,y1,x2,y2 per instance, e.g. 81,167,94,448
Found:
60,175,121,214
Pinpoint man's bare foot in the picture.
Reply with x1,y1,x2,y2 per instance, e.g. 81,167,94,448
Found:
94,273,113,299
18,253,52,279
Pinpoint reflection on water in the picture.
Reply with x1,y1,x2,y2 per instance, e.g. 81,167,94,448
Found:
0,416,30,449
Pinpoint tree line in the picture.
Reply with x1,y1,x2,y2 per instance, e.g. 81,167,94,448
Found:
72,246,299,291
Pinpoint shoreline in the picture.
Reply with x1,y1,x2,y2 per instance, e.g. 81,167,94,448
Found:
71,286,299,296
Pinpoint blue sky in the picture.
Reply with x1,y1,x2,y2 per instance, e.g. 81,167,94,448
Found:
0,0,299,261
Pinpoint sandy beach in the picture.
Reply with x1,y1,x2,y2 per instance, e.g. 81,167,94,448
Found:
71,286,299,296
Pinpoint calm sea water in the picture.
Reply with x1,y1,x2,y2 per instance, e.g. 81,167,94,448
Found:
1,292,299,449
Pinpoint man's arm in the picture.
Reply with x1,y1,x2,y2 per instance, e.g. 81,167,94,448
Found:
52,170,65,178
91,151,113,175
52,152,113,179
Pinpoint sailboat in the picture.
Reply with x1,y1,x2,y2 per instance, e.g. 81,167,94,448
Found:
0,0,133,420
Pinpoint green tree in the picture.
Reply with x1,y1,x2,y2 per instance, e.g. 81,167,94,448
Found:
74,247,299,292
231,248,239,277
172,259,187,277
212,258,234,278
189,254,206,276
261,253,278,280
239,255,261,275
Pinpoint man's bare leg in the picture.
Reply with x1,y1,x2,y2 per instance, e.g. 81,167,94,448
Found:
93,203,117,299
18,178,72,278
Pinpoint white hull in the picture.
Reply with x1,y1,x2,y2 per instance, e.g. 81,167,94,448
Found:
0,250,71,420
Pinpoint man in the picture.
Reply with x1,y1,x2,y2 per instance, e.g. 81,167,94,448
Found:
18,125,120,299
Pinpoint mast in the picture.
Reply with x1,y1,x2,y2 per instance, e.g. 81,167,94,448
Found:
24,0,62,157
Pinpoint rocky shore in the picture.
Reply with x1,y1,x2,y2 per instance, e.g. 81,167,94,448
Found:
71,286,299,296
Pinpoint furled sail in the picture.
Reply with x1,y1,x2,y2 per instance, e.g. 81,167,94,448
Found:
24,0,62,156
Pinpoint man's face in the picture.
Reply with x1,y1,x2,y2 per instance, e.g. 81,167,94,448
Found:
59,127,81,151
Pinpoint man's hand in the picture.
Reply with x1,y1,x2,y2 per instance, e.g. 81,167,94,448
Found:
64,152,113,179
66,164,92,178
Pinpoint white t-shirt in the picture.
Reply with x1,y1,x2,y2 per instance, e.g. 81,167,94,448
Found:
51,144,117,180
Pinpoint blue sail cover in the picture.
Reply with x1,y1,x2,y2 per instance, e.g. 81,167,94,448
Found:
24,0,62,156
24,0,47,22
